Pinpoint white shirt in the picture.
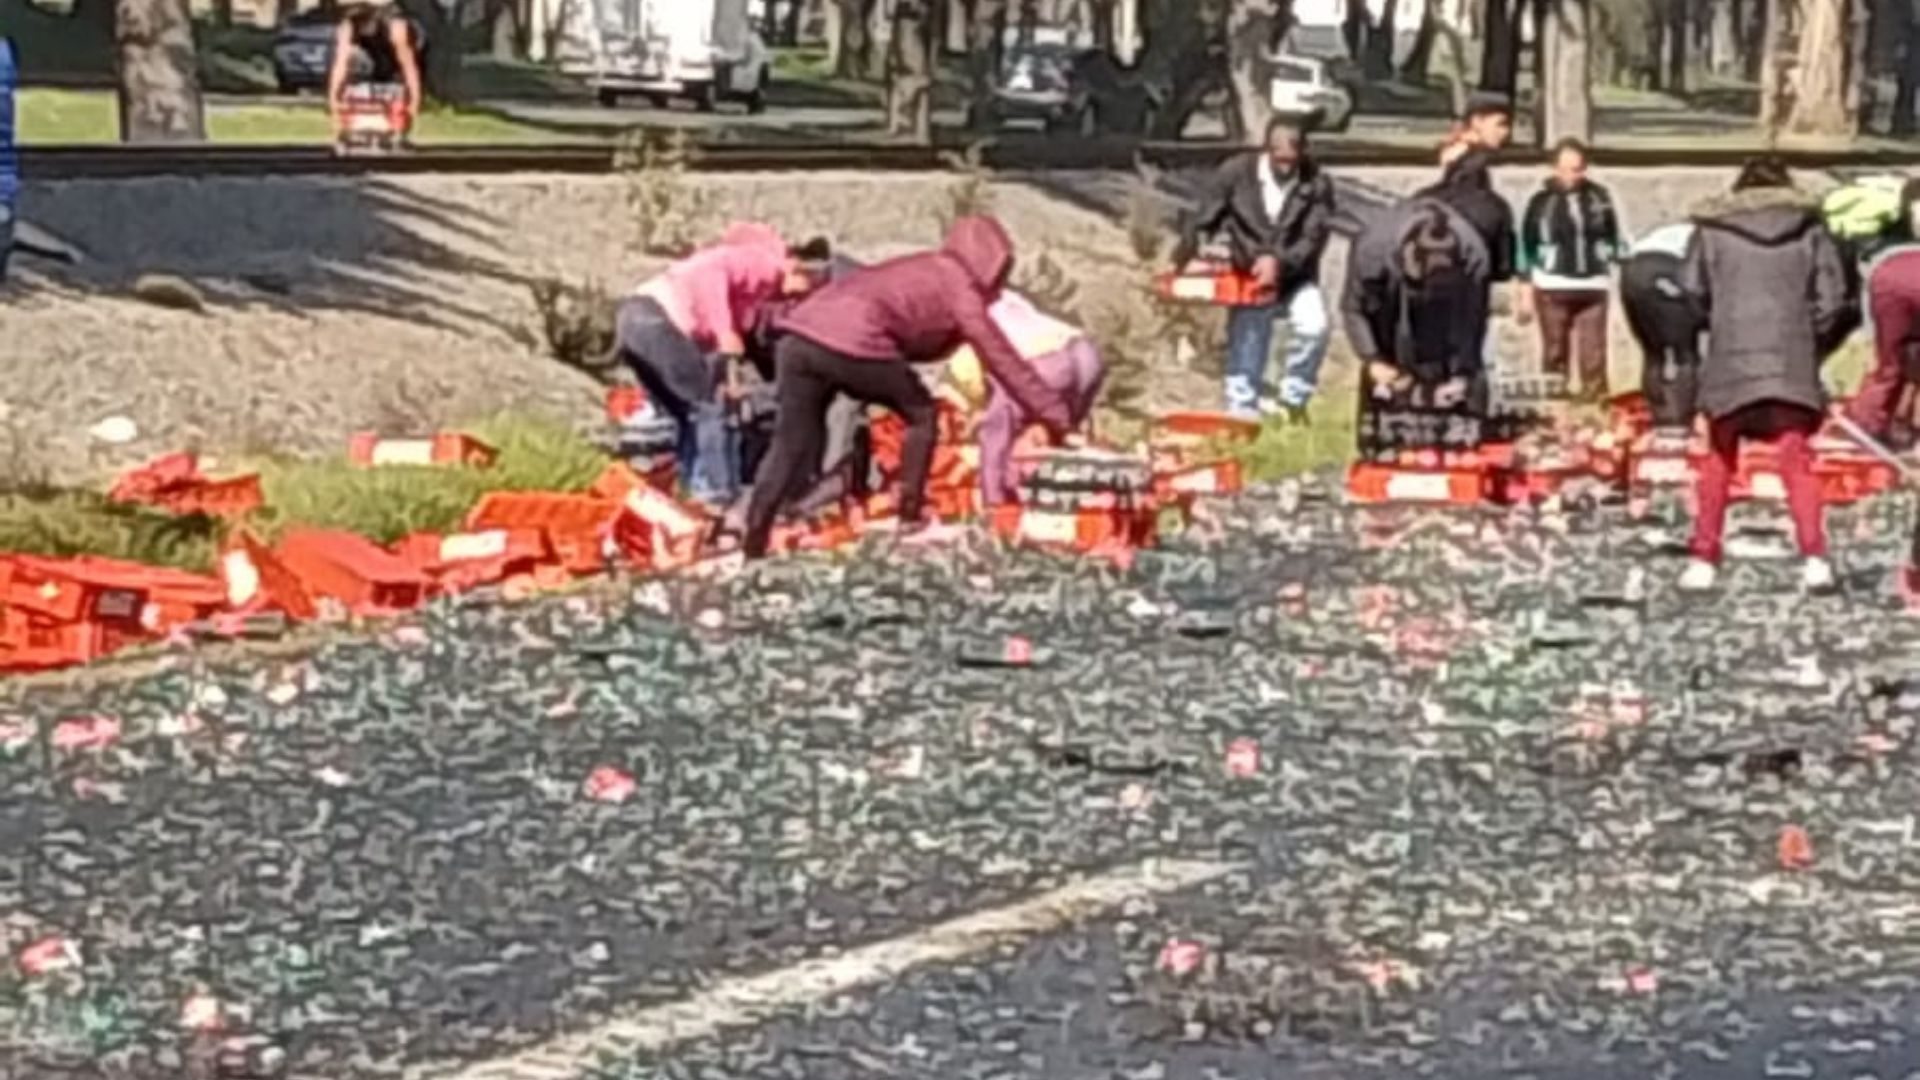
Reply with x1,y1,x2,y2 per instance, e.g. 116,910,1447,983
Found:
1258,157,1297,224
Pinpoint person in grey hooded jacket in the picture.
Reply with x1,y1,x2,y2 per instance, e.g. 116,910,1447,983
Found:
1343,196,1493,416
1676,157,1852,594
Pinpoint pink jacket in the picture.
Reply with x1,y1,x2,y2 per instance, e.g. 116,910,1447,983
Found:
634,223,789,352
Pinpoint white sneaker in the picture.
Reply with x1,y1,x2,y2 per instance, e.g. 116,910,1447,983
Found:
1678,559,1719,593
1801,556,1836,592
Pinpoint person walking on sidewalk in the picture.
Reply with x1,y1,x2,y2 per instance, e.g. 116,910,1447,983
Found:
616,222,808,513
740,216,1072,559
1172,116,1335,422
1677,157,1852,594
1843,179,1920,445
1517,139,1623,401
1618,220,1704,435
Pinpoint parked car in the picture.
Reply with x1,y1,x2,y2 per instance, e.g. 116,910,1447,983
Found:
1269,53,1354,133
973,34,1096,133
556,0,771,112
272,9,428,95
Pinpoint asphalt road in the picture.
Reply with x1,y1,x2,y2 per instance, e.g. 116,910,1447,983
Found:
10,478,1920,1080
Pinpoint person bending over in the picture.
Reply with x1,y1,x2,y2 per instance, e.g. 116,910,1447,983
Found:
1344,198,1492,419
741,216,1071,558
327,0,422,144
615,223,808,511
1677,157,1851,594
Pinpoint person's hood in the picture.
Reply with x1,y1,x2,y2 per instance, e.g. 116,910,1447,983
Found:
720,221,787,257
943,215,1015,295
1690,186,1822,246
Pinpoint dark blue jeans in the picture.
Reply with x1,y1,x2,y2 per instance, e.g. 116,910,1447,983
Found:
615,297,738,505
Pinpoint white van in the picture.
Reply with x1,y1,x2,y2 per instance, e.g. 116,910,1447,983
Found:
556,0,772,112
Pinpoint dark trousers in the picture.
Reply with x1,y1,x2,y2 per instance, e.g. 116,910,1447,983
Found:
1536,288,1610,398
1847,250,1920,438
743,337,936,558
1620,252,1705,428
614,297,737,504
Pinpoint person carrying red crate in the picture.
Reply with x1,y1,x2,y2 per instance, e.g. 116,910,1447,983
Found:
1676,157,1853,594
616,223,813,513
739,216,1072,559
326,0,422,147
1170,116,1335,422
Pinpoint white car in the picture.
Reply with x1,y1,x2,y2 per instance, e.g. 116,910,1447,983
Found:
556,0,771,112
1268,53,1354,133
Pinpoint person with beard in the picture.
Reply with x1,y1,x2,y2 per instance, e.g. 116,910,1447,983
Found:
1172,116,1336,421
1676,157,1851,594
1343,198,1493,433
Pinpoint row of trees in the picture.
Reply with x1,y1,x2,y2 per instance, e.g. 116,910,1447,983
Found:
59,0,1884,141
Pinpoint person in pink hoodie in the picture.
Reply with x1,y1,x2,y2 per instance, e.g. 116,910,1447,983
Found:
741,216,1072,558
616,222,808,508
956,291,1108,506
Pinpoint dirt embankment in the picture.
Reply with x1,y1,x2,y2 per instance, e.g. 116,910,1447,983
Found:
0,166,1758,485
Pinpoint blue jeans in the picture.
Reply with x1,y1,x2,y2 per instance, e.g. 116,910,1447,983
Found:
615,298,738,504
1224,283,1331,417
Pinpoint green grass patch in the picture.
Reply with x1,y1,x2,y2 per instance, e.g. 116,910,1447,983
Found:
1232,396,1359,484
0,490,224,572
0,414,610,572
248,413,609,545
18,87,569,145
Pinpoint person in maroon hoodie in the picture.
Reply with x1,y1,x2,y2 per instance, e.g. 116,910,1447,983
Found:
741,216,1073,558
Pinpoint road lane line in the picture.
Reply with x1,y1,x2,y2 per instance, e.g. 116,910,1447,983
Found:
408,857,1240,1080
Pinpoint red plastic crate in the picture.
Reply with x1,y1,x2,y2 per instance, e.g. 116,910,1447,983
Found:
1346,463,1493,505
988,503,1158,552
1154,266,1276,307
222,531,319,622
394,528,552,592
466,492,623,575
606,386,647,424
347,432,497,469
612,485,709,570
150,474,264,518
275,529,430,615
1154,459,1244,499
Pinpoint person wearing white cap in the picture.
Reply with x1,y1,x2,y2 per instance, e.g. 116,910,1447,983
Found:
327,0,422,145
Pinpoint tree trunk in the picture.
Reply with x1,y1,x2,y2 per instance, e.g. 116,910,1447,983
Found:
1757,0,1785,134
1785,0,1855,132
1342,0,1367,59
1401,0,1440,78
966,0,1008,129
491,0,520,60
1139,0,1228,138
1090,0,1117,47
864,0,893,80
886,0,935,141
1365,0,1399,78
212,0,232,28
1539,0,1591,142
1853,0,1876,129
114,0,205,143
1227,0,1286,142
401,0,463,100
1708,0,1736,74
1666,0,1688,90
1481,0,1522,93
833,0,872,76
1896,0,1920,133
1746,0,1770,82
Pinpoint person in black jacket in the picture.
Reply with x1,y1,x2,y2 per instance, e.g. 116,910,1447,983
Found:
1423,93,1517,285
1344,197,1493,421
1173,116,1336,421
1516,139,1623,401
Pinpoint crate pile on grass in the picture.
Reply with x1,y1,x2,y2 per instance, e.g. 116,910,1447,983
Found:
0,390,1260,676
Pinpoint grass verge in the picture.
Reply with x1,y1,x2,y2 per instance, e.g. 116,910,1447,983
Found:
17,88,568,145
0,413,609,573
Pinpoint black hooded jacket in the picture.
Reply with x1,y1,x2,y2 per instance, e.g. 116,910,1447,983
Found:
1415,149,1516,283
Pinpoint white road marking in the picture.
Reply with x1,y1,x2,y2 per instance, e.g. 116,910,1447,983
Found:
407,857,1240,1080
